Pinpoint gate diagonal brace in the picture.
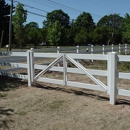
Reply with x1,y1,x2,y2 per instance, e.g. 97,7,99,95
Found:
34,54,63,81
66,55,107,91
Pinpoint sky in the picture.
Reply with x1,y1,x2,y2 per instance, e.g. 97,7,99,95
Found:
6,0,130,28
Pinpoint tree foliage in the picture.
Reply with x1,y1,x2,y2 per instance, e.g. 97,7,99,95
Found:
74,12,95,32
74,28,89,45
47,20,62,46
0,0,10,46
97,14,125,44
25,22,41,47
13,3,27,49
123,13,130,42
91,27,112,45
43,9,70,28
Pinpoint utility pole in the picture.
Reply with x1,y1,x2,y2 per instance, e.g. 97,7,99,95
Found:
9,0,13,51
0,30,4,48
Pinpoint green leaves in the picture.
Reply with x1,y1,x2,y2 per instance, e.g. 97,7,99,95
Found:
74,28,89,45
0,0,10,46
74,12,95,32
73,12,95,45
47,21,62,46
43,9,70,28
123,13,130,42
13,3,27,49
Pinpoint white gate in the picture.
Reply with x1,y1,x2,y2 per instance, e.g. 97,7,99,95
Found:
26,50,130,105
33,54,107,93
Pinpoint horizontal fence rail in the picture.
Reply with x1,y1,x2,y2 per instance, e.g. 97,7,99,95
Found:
0,49,130,105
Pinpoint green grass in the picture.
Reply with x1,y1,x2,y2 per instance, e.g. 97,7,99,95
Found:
17,111,27,116
48,100,66,110
0,93,8,98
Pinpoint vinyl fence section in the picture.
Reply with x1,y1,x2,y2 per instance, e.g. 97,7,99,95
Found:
0,51,28,79
32,44,129,54
0,50,130,105
55,44,129,55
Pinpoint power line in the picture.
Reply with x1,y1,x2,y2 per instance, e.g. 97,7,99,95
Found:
8,0,103,19
27,11,47,18
13,1,76,21
14,0,48,13
42,0,83,13
39,0,102,17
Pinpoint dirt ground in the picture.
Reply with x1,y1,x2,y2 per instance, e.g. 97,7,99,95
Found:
0,73,130,130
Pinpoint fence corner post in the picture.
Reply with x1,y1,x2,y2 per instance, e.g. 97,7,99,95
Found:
107,52,117,105
27,50,31,87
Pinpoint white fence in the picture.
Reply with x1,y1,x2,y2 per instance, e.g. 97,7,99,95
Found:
49,44,129,55
0,50,130,105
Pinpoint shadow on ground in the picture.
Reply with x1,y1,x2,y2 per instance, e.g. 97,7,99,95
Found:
0,76,27,91
0,107,14,129
33,82,130,106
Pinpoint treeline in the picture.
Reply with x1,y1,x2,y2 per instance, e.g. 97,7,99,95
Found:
1,1,130,48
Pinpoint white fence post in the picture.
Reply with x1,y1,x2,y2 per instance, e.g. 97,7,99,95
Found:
76,45,79,62
27,50,31,87
111,44,113,52
30,48,34,82
76,45,79,54
125,44,127,55
57,46,60,66
119,44,121,55
57,46,60,53
107,52,117,105
102,45,105,55
63,54,67,86
91,45,93,62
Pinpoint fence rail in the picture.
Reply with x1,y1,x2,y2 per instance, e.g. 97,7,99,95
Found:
0,49,130,105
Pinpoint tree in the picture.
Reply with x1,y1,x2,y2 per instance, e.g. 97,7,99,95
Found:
97,14,124,44
47,20,62,46
0,0,10,46
91,27,112,45
73,12,95,45
25,22,41,48
123,13,130,43
26,22,39,29
74,28,89,45
74,12,95,32
13,3,27,49
43,9,70,28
